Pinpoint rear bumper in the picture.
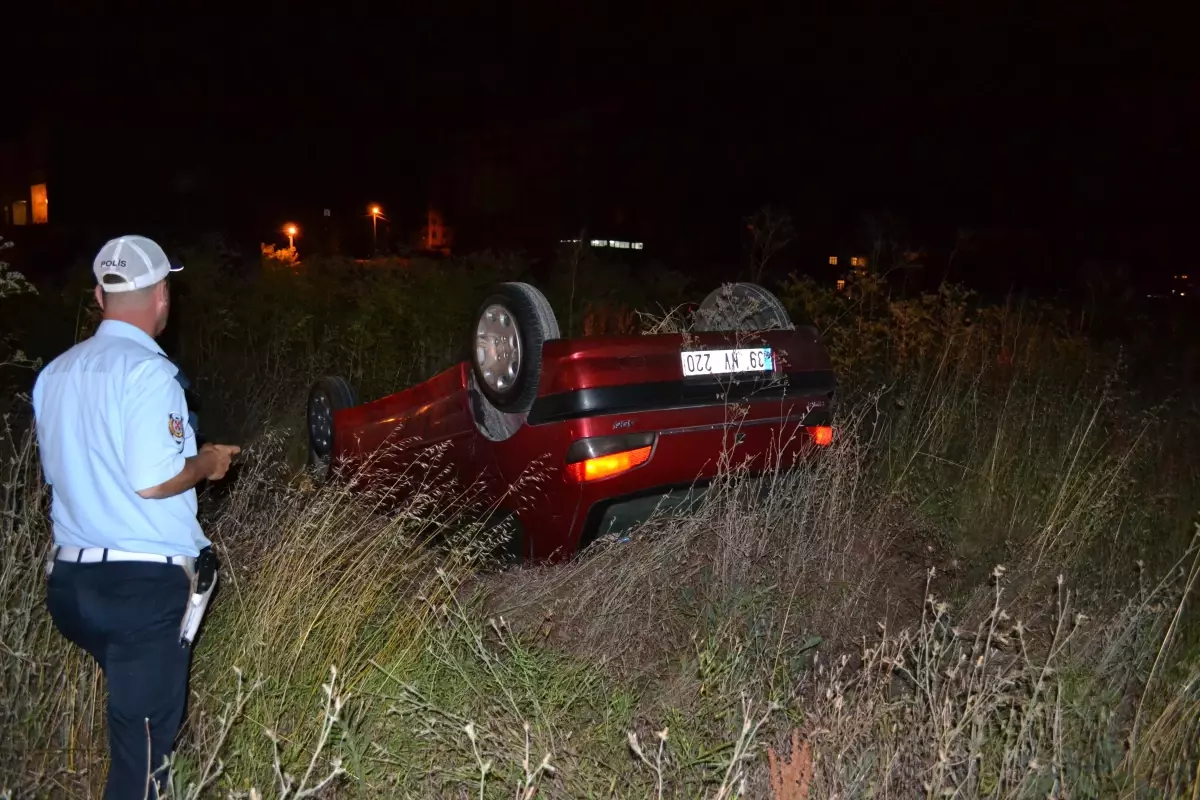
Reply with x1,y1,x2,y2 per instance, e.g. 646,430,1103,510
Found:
573,417,825,545
581,466,803,545
500,410,829,561
583,482,712,542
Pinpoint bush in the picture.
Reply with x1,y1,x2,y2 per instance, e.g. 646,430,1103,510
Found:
0,238,42,386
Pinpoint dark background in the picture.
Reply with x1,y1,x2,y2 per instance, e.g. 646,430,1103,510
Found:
1,6,1192,297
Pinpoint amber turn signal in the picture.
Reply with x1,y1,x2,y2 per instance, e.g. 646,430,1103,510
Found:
566,445,653,482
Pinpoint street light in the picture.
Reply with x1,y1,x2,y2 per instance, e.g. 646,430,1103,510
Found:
284,223,298,249
369,205,385,253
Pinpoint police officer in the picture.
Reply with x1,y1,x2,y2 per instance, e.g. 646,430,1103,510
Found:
32,235,241,799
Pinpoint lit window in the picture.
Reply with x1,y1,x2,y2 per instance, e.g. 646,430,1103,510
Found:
31,183,48,224
828,256,838,266
632,242,643,250
836,279,846,291
11,200,27,226
590,239,608,247
612,240,630,249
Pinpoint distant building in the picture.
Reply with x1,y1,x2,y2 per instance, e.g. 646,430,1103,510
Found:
826,248,925,293
419,207,452,255
0,138,50,228
560,237,645,252
826,253,870,292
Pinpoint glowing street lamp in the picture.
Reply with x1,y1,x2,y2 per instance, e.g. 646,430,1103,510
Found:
284,223,298,249
369,205,385,253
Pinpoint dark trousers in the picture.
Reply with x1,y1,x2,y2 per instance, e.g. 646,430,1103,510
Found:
46,560,192,800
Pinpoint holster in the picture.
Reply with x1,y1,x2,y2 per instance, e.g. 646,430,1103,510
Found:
179,546,219,647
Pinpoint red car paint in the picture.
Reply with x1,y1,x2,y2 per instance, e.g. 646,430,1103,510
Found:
330,328,836,562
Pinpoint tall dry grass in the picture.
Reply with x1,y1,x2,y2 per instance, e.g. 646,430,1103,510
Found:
0,423,531,796
3,252,1199,797
2,387,1197,797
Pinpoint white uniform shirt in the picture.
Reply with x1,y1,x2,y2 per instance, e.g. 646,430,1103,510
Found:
32,319,208,557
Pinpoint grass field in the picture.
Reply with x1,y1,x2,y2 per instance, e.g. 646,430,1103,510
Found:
2,244,1198,798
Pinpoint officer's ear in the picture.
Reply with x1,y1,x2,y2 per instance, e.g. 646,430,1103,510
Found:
94,285,106,311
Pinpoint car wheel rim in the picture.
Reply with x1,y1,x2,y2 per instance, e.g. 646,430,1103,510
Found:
475,304,522,394
309,391,333,455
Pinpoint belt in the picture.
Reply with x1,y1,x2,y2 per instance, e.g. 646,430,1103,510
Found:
53,545,196,574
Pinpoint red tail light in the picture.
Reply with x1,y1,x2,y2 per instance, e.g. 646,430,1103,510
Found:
566,445,653,482
810,426,834,447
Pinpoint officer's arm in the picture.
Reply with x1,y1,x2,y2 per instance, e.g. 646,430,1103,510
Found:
136,451,221,500
123,360,217,499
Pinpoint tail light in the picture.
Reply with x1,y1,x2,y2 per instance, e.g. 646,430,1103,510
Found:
565,433,656,483
567,446,653,482
810,426,834,447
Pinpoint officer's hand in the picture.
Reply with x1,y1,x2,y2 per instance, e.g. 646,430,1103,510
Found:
200,443,241,481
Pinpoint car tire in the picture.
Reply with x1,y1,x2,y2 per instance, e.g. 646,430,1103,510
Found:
470,282,560,414
307,375,357,479
693,282,795,333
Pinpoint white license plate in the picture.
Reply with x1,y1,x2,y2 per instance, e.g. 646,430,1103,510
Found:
680,347,774,377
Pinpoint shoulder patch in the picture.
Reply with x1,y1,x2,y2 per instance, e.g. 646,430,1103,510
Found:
169,413,185,443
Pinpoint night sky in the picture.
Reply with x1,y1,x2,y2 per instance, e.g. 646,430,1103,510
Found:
6,6,1191,289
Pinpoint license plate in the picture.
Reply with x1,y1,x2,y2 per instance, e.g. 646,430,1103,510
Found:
680,347,774,377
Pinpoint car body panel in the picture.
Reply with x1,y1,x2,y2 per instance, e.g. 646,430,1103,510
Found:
329,328,836,562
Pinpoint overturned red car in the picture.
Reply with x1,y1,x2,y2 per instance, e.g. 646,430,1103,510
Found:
306,281,836,563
